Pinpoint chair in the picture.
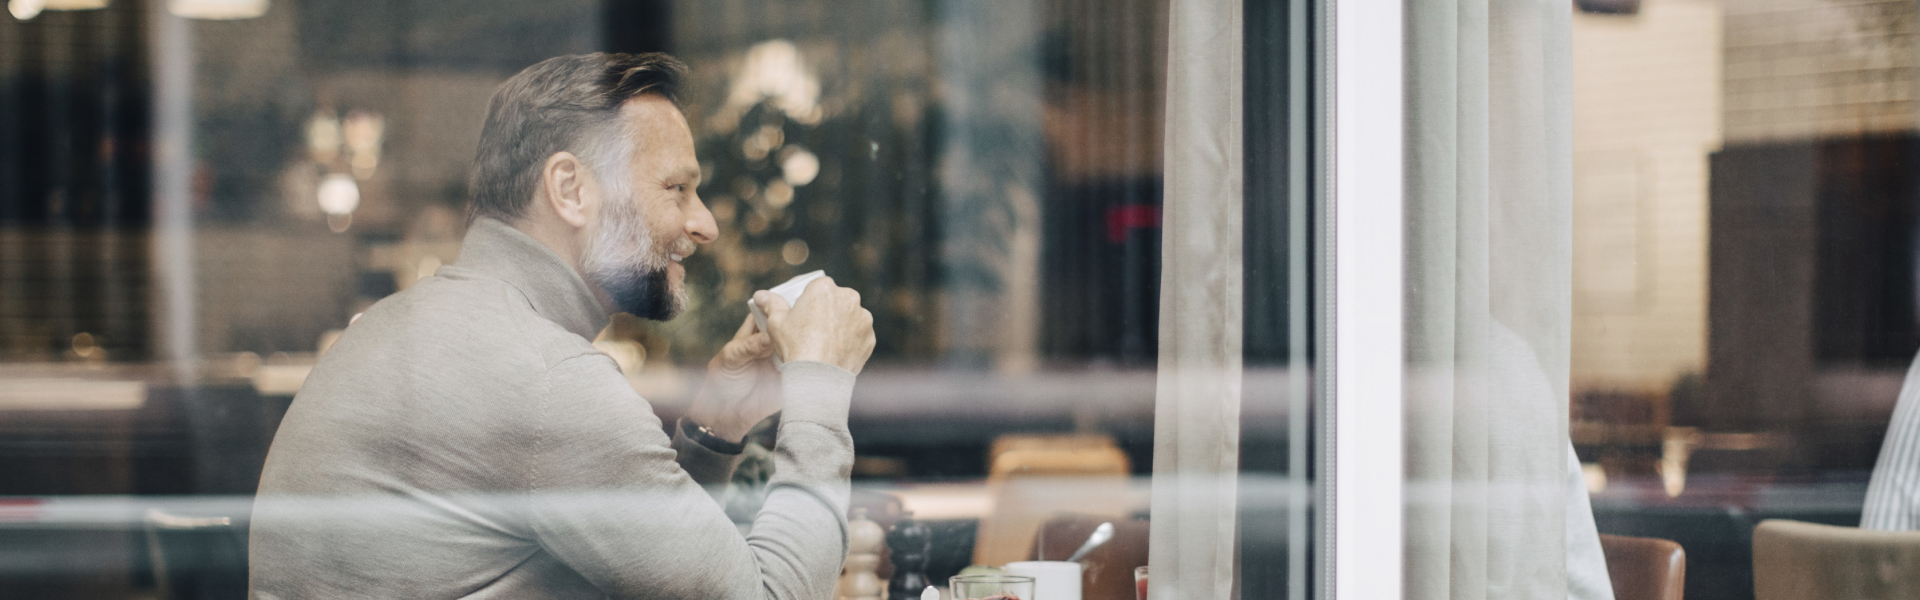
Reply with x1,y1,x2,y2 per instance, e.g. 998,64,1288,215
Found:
144,508,248,600
1598,533,1685,600
1027,513,1150,600
973,434,1137,566
988,433,1132,476
1752,519,1920,600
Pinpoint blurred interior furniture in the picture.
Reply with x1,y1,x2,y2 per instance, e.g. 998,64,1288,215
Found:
1572,389,1670,449
1571,385,1793,499
886,481,997,521
144,508,248,600
986,433,1133,478
1752,519,1920,600
973,434,1135,566
1656,429,1792,498
1571,389,1674,493
1026,513,1149,600
1599,533,1686,600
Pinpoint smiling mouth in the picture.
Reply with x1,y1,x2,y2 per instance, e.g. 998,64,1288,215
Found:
668,241,695,263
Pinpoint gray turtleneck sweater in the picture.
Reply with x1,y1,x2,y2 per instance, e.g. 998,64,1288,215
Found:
249,217,855,599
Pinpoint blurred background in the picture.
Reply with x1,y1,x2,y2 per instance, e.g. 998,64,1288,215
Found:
0,0,1189,597
1568,0,1920,597
11,0,1920,598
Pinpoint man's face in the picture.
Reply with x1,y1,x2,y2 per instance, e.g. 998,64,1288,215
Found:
579,95,717,320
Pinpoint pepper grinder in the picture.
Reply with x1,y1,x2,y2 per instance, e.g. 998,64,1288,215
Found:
837,508,886,600
886,511,932,600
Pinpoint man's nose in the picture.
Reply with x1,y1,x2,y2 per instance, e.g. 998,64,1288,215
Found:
686,194,718,244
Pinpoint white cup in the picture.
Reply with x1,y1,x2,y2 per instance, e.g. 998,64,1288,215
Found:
1004,561,1082,600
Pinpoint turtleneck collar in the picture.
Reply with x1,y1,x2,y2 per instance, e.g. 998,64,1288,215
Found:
449,217,609,341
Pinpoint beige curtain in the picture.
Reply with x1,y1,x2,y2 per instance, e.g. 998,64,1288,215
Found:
1144,0,1236,596
1148,0,1242,598
1404,0,1573,596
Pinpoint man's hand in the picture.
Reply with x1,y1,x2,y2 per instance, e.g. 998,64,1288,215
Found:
756,276,875,375
686,315,777,442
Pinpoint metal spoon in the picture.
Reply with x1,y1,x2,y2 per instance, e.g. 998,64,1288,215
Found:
1065,522,1115,562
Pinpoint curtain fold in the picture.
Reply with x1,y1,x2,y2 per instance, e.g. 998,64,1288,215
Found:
1149,0,1242,597
1405,0,1573,596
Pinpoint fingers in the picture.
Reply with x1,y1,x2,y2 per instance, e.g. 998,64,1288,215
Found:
714,313,774,370
757,276,878,374
742,332,772,359
801,275,838,303
737,312,772,358
801,276,850,314
719,332,773,367
805,277,861,319
754,290,791,323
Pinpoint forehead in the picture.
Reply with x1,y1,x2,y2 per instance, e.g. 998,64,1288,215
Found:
616,95,694,159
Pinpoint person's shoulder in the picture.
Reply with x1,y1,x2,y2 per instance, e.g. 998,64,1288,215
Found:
328,273,574,374
433,267,610,367
370,267,618,389
399,267,529,316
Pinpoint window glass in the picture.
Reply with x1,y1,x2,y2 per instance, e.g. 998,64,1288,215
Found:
1570,1,1918,598
0,1,1310,598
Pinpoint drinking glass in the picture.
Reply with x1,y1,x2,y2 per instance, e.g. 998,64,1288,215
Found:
1134,566,1149,600
949,574,1036,600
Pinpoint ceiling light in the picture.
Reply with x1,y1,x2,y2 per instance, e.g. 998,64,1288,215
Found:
306,110,341,164
781,148,819,186
8,0,44,20
169,0,267,20
317,173,360,216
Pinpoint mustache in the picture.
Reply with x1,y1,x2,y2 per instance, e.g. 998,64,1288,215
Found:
668,237,696,258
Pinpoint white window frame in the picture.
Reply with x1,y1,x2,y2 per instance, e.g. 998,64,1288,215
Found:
1324,0,1405,596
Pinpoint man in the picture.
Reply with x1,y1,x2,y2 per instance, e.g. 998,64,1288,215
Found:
249,53,875,599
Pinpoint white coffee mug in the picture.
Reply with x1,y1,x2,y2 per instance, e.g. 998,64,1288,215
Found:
1004,561,1082,600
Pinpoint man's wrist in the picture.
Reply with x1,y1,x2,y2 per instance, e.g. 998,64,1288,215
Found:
685,401,753,442
678,416,747,455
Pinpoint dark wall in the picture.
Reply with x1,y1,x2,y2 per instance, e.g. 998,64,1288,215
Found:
1812,136,1920,367
0,4,154,229
1706,134,1920,461
1706,142,1818,431
1040,177,1162,364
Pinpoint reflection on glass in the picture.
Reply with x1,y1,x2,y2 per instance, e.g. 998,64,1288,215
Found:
1563,0,1920,597
0,0,1218,597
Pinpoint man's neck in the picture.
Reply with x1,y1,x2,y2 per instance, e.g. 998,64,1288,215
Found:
508,213,585,274
504,212,621,316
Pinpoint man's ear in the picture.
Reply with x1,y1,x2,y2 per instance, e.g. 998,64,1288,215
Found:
541,151,591,229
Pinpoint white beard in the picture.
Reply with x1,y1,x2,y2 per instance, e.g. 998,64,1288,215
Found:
580,194,687,320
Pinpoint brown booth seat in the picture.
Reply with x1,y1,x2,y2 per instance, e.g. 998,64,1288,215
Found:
1027,513,1149,600
1600,533,1686,600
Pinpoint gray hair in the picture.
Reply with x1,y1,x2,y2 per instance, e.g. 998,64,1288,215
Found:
467,52,686,224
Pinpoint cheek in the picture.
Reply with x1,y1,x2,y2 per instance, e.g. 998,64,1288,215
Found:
641,198,682,241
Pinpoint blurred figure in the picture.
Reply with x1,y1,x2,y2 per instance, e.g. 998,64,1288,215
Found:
250,53,875,599
1492,320,1616,600
1864,352,1920,530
